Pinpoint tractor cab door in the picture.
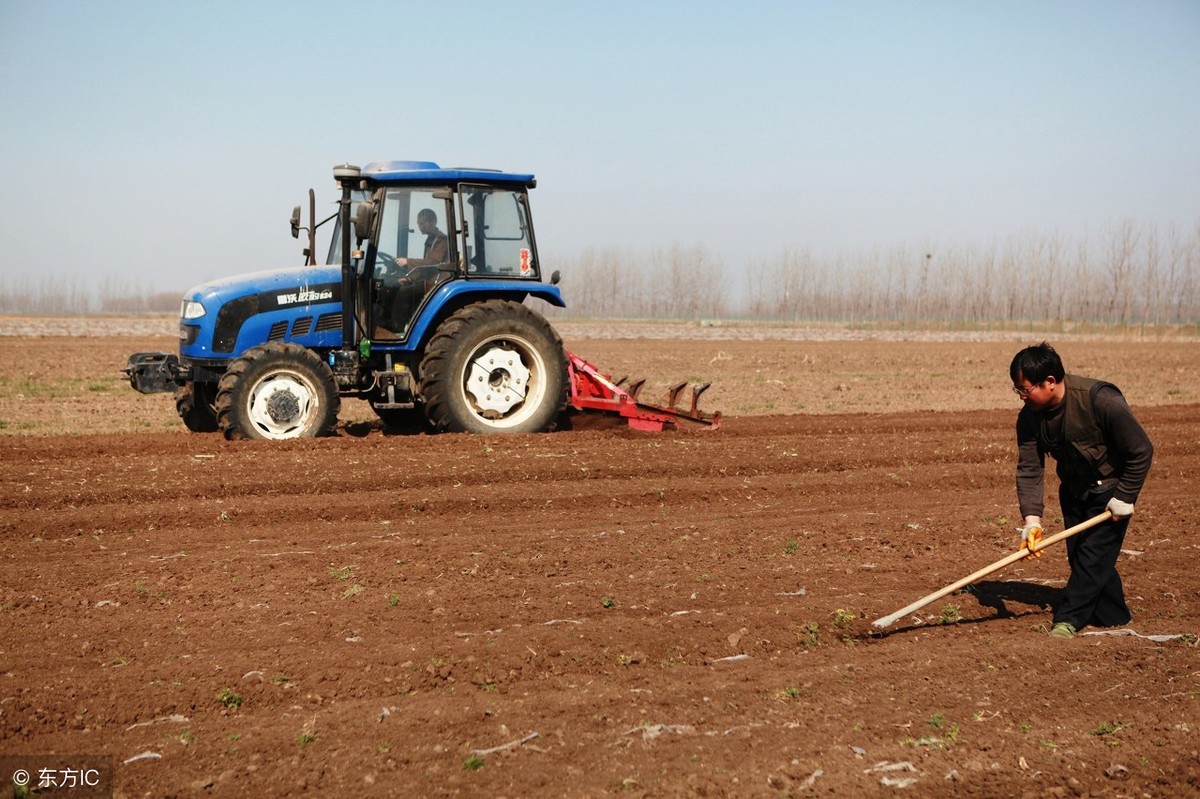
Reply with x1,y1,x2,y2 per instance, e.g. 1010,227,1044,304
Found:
458,184,540,280
369,187,457,339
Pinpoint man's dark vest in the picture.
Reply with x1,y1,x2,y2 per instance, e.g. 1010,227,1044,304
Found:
1039,374,1122,495
424,232,447,259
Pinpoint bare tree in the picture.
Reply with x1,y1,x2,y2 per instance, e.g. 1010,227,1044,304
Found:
7,219,1196,326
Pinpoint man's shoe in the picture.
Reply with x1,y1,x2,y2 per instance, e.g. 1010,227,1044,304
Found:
1049,622,1077,638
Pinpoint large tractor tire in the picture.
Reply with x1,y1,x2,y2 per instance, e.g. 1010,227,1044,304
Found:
419,300,568,433
175,382,219,433
214,342,340,440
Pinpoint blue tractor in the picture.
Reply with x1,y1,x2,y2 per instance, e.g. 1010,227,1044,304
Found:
124,161,719,440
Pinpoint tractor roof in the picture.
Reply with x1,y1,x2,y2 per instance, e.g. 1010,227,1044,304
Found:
360,161,536,188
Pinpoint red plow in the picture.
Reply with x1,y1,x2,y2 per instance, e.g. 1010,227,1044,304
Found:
566,352,721,432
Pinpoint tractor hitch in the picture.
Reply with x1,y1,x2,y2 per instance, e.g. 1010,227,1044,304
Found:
123,352,182,394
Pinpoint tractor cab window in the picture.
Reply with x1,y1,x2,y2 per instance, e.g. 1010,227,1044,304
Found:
369,188,453,271
325,190,371,265
460,185,539,279
372,188,456,339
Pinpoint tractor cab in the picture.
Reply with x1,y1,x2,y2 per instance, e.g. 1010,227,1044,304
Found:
327,162,546,347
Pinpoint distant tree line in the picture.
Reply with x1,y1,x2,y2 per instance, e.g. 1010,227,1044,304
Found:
0,274,179,315
2,220,1196,328
553,243,730,321
548,220,1199,328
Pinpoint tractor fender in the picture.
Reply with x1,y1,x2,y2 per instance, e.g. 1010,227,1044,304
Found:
405,280,565,353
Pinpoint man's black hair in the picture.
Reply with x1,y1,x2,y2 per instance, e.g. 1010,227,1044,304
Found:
1010,341,1065,385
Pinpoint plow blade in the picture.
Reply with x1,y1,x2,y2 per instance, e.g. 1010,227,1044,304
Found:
566,352,721,432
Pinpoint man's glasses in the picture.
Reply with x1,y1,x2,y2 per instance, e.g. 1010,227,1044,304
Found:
1012,381,1042,398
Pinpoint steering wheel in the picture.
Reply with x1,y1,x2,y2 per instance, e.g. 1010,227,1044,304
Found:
373,252,400,282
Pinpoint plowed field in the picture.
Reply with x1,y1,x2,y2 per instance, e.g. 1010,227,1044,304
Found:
1,319,1198,798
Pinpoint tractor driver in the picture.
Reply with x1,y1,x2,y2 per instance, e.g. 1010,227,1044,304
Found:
384,208,450,334
392,208,449,280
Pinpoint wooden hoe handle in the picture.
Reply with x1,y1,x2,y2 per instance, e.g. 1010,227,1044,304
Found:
871,510,1114,630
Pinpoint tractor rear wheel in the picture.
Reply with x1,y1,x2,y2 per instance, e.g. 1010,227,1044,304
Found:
175,381,219,432
215,342,340,440
419,300,568,433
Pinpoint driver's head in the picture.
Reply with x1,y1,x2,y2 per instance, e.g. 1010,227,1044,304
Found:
417,209,437,233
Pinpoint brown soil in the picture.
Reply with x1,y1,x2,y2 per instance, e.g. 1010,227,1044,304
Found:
1,321,1198,797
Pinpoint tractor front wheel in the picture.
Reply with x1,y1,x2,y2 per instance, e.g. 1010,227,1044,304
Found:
175,381,219,433
215,343,340,440
419,300,568,433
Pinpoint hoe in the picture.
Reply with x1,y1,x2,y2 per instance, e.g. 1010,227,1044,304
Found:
872,511,1112,630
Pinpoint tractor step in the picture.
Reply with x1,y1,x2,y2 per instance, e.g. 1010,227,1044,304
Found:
565,352,721,432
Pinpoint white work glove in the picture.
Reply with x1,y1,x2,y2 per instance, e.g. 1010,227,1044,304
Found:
1019,516,1044,559
1106,497,1135,520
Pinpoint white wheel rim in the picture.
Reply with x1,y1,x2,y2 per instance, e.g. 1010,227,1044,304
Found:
459,336,547,429
246,371,319,439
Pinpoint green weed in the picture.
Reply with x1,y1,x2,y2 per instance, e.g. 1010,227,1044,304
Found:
799,621,820,648
216,688,243,709
1090,721,1129,737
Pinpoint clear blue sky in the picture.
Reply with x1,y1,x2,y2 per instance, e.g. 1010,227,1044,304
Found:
1,0,1197,296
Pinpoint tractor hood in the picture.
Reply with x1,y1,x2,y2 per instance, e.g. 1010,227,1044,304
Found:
180,265,345,358
184,265,343,309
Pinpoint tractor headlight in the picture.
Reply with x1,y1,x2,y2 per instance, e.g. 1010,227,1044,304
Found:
181,300,206,320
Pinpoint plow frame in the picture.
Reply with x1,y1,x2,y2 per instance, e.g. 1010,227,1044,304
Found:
565,352,721,432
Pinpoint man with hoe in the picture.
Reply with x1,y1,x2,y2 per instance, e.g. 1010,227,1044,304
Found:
1010,342,1154,638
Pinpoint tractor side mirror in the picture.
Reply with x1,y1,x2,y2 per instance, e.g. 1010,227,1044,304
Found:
353,199,376,243
550,270,560,285
290,206,301,239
